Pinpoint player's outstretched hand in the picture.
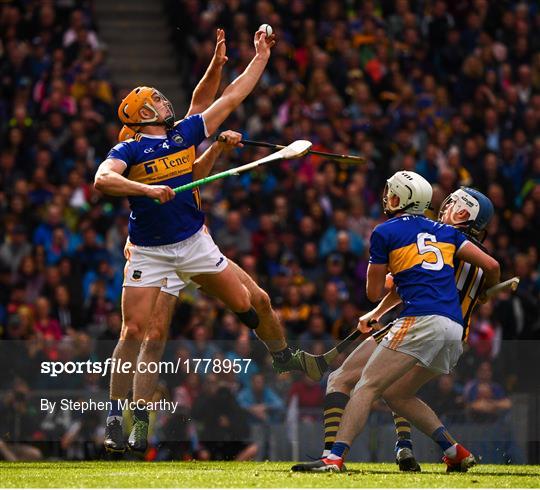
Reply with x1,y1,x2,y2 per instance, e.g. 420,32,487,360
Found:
254,30,275,60
213,28,228,66
217,130,243,149
146,185,175,203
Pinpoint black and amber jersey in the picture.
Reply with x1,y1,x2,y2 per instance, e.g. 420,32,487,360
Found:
454,259,485,341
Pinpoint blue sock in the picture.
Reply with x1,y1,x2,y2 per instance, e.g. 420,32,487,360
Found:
395,439,413,451
431,426,456,452
134,407,149,423
329,441,350,459
108,399,122,418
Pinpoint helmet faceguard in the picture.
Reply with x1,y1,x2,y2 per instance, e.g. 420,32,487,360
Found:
155,90,175,129
439,187,494,240
118,87,175,132
382,181,403,216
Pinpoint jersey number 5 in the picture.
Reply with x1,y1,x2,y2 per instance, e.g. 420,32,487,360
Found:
416,232,444,271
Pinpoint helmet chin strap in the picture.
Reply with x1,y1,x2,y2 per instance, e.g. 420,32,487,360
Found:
384,201,415,217
163,115,175,129
452,219,486,241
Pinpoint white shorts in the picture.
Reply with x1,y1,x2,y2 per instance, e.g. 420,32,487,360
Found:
160,274,186,297
380,315,463,374
123,225,228,294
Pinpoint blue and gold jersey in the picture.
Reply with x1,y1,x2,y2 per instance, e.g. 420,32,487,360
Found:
107,114,208,246
369,215,469,324
373,260,485,344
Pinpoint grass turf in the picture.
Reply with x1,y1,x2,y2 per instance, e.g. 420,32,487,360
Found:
0,461,539,488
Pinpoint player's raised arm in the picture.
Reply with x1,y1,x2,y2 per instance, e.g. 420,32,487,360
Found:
94,158,175,204
456,241,500,289
202,30,275,135
192,130,243,180
185,29,228,117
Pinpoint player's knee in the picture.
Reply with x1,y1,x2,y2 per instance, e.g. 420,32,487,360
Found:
145,328,167,342
121,321,145,341
354,375,382,398
142,328,167,353
231,290,252,313
383,387,412,409
251,288,271,313
384,395,406,413
327,367,354,393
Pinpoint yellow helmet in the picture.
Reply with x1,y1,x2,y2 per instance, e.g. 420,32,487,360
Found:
117,86,175,130
118,125,137,142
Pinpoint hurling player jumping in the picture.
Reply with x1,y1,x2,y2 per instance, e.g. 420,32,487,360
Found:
95,30,311,454
314,187,494,473
293,171,500,473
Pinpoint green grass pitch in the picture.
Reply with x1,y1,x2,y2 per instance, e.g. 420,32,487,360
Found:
1,461,539,488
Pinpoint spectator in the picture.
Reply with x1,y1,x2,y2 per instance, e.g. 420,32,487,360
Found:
34,296,62,340
277,285,311,337
298,313,333,352
15,255,44,304
423,374,464,423
224,336,260,389
0,379,42,461
237,373,284,424
299,242,325,284
187,325,220,360
52,284,81,331
215,210,252,255
193,374,258,461
319,209,364,258
320,282,342,326
464,362,512,423
288,374,324,421
324,253,353,301
331,301,359,340
468,303,498,360
0,225,32,275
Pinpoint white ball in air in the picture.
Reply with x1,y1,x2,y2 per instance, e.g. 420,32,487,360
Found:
258,24,273,37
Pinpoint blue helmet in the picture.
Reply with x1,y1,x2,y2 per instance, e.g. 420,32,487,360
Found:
439,187,494,238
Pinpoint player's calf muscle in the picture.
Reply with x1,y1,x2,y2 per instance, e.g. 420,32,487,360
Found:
229,262,285,342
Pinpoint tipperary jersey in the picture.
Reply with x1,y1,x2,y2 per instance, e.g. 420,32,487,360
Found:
369,214,469,324
107,114,208,246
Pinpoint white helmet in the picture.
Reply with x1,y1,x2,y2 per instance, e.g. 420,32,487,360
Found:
383,171,432,216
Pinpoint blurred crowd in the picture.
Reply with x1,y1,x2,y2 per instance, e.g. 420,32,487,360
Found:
0,0,539,461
